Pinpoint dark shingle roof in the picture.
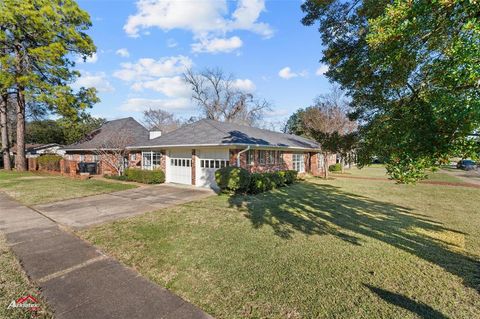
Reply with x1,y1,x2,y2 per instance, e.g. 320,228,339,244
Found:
130,119,319,150
64,117,149,151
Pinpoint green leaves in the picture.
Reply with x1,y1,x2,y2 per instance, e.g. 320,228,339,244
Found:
302,0,480,182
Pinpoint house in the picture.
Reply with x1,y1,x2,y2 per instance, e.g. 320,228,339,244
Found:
63,117,336,188
63,117,151,174
24,143,65,158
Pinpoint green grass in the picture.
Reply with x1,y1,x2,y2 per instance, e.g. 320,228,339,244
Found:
81,177,480,318
0,235,52,319
340,165,465,183
0,170,136,205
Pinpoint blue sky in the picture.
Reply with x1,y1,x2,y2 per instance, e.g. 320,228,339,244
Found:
75,0,330,128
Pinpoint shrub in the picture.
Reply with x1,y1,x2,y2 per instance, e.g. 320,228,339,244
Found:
266,172,284,188
248,173,269,194
284,170,298,184
37,154,63,171
124,168,165,184
215,166,250,193
329,163,342,172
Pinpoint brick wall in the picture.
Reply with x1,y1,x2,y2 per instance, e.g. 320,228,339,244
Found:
229,148,336,176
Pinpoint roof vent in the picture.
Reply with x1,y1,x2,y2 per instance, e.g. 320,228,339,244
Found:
149,131,162,140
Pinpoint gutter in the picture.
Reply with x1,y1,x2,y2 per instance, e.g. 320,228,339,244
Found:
236,145,251,167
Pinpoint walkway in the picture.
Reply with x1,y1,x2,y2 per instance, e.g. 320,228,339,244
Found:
0,192,213,319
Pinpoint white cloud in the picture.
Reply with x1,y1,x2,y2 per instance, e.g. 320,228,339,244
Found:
124,0,272,54
278,67,307,80
130,76,191,97
191,36,242,53
232,78,256,92
76,52,98,64
316,64,329,76
73,72,114,93
113,55,193,81
116,48,130,58
120,97,190,112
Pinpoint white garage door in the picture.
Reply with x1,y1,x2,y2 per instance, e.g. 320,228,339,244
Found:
167,149,192,185
196,148,230,188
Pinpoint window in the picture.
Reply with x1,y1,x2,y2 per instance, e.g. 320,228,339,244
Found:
292,153,305,173
142,151,162,170
258,150,266,165
93,155,100,162
246,150,255,165
277,151,284,164
130,153,137,161
317,153,325,170
266,151,275,165
199,159,229,169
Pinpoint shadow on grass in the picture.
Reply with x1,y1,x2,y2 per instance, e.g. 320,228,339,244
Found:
364,284,448,319
228,182,479,292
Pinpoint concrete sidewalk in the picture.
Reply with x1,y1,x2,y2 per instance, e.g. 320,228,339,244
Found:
0,192,212,319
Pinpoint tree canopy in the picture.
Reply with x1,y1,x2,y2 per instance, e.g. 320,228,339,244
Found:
0,0,98,170
301,0,480,182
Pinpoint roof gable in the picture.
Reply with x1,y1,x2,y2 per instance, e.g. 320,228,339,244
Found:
64,117,149,150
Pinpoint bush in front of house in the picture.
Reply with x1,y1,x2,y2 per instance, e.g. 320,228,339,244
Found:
37,154,63,171
283,170,298,184
124,168,165,184
215,166,251,193
249,173,273,194
329,163,342,172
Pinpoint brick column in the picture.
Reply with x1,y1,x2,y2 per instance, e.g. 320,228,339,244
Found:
60,159,65,175
69,161,77,177
28,158,37,171
191,149,196,186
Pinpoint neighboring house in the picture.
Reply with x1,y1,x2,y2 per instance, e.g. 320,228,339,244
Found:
26,143,65,158
63,117,336,188
62,117,151,174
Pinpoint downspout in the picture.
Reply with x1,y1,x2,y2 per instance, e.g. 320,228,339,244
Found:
236,146,251,167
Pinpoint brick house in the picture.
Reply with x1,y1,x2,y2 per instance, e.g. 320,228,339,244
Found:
63,117,151,175
63,117,336,187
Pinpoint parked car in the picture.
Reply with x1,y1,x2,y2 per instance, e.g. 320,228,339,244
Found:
456,159,477,170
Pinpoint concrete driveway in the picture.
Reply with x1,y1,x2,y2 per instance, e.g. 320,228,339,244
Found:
33,184,214,229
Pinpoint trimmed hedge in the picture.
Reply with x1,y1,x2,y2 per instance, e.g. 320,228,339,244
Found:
216,167,298,195
329,163,342,172
215,166,251,193
37,154,63,171
124,168,165,184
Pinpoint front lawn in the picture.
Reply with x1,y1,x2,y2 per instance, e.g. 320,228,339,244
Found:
80,176,480,318
0,235,51,318
0,170,136,205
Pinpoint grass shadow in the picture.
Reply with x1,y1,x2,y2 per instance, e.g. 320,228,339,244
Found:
364,284,449,319
228,182,480,292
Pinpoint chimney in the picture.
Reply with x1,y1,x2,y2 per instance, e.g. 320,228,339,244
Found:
149,131,162,139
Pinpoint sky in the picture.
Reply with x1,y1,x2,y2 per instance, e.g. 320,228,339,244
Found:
74,0,330,129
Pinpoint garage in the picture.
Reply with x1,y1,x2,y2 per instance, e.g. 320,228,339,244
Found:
196,148,230,188
167,149,192,185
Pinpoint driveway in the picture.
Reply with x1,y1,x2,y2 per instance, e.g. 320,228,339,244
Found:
441,166,480,186
33,184,214,229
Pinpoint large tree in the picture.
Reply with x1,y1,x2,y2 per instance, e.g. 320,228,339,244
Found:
0,0,98,171
184,68,270,126
142,108,181,133
301,0,480,182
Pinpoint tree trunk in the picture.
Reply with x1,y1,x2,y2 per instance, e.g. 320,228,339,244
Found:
15,90,26,171
1,94,11,170
341,156,345,174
